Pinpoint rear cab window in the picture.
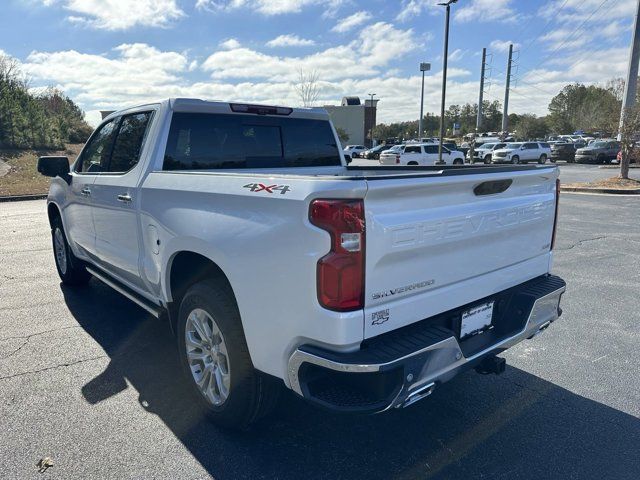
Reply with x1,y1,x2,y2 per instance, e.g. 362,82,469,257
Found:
163,113,341,170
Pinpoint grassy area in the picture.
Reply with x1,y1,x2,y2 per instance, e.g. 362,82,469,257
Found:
0,144,82,197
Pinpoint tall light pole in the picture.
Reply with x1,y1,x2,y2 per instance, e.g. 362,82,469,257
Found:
418,62,431,141
437,0,457,165
619,0,640,138
367,93,376,147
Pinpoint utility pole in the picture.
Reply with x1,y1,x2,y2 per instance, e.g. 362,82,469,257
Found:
619,0,640,138
437,0,457,165
501,43,513,135
477,47,486,131
418,62,431,140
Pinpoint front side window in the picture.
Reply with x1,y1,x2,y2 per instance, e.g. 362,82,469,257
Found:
77,120,118,173
424,145,439,154
163,113,340,170
108,112,154,173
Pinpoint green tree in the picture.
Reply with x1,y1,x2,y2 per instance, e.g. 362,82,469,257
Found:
513,114,549,140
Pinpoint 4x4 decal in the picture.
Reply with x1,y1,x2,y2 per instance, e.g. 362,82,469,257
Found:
243,183,291,195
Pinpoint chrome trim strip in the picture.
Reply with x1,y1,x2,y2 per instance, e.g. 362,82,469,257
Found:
87,267,162,318
287,285,565,399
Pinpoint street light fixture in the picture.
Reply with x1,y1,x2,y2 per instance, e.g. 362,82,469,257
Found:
418,62,431,141
436,0,457,165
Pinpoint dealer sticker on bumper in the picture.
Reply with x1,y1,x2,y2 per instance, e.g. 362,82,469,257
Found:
461,301,494,339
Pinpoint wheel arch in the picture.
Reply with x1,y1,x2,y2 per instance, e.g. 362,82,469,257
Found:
47,201,62,228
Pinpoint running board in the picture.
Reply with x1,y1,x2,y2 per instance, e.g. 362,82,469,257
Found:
86,266,163,318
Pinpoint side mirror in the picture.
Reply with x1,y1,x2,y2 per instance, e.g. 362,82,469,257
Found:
37,156,70,180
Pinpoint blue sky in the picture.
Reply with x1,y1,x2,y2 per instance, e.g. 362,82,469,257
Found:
1,0,636,126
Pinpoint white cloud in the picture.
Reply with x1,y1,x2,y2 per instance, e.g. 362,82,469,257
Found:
196,0,346,16
219,38,241,50
489,40,520,53
331,11,372,33
455,0,516,23
396,0,439,22
266,34,315,48
201,22,416,82
41,0,184,30
448,49,466,62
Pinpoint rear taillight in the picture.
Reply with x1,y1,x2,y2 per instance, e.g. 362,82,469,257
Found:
551,178,560,250
309,199,365,311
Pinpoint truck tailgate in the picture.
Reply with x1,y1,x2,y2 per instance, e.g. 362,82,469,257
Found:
363,167,558,338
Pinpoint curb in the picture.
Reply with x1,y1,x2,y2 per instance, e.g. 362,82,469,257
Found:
598,165,640,169
0,194,48,203
560,186,640,195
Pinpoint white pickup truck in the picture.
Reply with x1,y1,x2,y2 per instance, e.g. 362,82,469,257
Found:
38,98,565,428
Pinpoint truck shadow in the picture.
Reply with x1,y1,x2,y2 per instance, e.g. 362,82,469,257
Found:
62,281,640,480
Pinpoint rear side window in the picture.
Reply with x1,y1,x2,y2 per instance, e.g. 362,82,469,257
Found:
163,113,341,170
109,112,153,173
540,142,550,148
405,145,421,153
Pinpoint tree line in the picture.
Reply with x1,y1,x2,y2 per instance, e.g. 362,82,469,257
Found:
0,54,92,150
371,79,631,142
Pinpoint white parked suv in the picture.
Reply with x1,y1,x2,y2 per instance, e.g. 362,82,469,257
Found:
379,143,465,166
491,142,552,164
37,98,565,428
468,142,507,164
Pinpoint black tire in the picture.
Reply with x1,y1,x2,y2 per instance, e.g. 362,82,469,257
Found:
176,279,280,429
484,155,491,164
407,161,419,166
51,216,91,285
538,154,547,164
512,155,520,164
598,154,607,164
453,159,463,165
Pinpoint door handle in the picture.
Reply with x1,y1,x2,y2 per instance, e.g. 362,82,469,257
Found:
117,193,132,203
80,187,91,196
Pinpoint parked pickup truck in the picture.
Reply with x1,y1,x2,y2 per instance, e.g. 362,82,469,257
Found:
38,98,565,428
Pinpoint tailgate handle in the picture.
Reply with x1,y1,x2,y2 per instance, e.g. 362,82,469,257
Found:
474,179,512,196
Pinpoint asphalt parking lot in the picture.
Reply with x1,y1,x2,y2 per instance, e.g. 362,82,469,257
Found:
1,166,639,479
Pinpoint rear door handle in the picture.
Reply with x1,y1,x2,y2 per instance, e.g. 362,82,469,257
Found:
80,187,91,196
117,193,132,203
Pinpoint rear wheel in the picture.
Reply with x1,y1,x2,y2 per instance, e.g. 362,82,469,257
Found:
177,278,280,429
407,161,419,166
453,159,464,165
538,154,547,164
51,216,91,285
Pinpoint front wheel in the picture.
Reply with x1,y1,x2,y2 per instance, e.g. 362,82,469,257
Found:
177,279,280,429
484,155,491,164
511,155,520,164
51,216,91,285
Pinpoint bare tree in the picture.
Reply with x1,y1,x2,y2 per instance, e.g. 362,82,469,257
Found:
294,69,321,107
617,104,640,179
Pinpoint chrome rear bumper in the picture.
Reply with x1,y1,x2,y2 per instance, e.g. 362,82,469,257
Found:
288,275,565,413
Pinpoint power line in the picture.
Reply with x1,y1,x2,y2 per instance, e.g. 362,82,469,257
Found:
519,0,571,55
517,0,613,77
